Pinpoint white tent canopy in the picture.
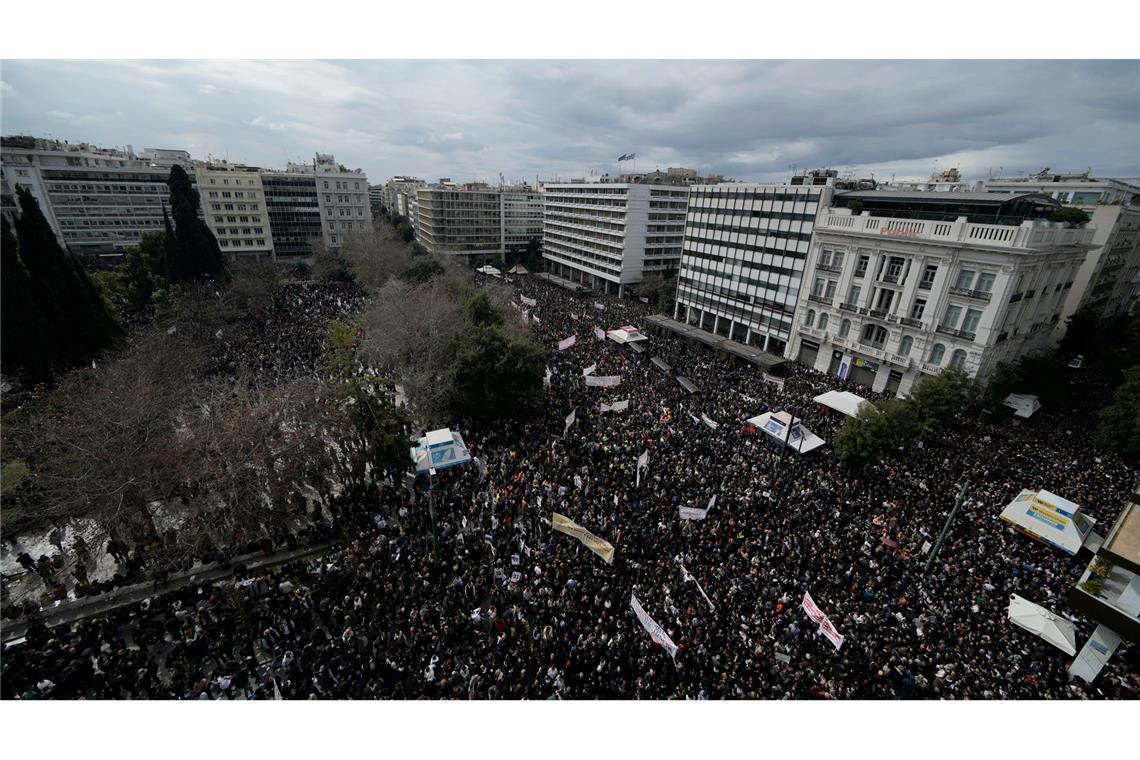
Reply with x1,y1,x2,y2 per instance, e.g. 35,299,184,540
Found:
1007,594,1077,655
813,390,872,418
607,326,649,344
999,488,1097,555
1003,393,1042,418
475,265,502,278
747,411,825,454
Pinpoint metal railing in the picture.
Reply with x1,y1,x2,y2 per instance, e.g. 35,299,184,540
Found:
948,286,992,302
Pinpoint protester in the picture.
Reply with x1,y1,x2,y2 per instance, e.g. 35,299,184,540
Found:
2,276,1136,700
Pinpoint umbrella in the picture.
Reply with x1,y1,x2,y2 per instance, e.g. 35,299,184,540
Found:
1007,594,1077,655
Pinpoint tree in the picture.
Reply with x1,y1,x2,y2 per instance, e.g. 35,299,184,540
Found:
909,368,973,428
399,254,446,284
1096,365,1140,457
465,290,504,327
633,273,678,311
312,239,352,283
447,325,545,422
0,217,50,381
834,398,922,467
342,226,412,291
1047,207,1090,227
396,222,415,242
167,165,225,281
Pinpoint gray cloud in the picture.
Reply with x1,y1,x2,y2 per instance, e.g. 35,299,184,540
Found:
2,59,1137,184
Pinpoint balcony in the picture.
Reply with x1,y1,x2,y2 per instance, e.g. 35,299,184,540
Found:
816,209,1097,250
1025,289,1036,299
853,268,868,279
858,340,887,353
882,273,901,284
816,263,842,274
807,293,833,305
838,302,858,313
889,354,913,367
868,308,890,320
948,286,992,302
1009,292,1024,303
935,324,962,338
900,316,923,328
918,280,933,290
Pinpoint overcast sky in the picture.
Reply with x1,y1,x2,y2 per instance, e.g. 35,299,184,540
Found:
2,59,1138,185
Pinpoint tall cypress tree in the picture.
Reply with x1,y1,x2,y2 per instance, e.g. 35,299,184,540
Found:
167,165,224,281
12,187,119,377
1,217,51,381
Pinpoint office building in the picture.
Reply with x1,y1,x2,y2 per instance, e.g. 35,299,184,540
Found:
502,187,544,259
262,171,322,258
196,162,274,261
984,171,1140,320
786,191,1095,396
288,154,371,252
671,177,834,355
543,181,688,296
415,185,503,263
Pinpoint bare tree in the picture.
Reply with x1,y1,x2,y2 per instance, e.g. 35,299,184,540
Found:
342,226,413,291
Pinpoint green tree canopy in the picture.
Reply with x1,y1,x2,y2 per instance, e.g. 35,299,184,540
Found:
834,397,922,467
447,325,545,421
1047,207,1090,227
1096,364,1140,457
167,165,225,281
909,368,973,428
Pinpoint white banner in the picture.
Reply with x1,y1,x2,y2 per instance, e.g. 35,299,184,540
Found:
520,295,537,307
680,565,716,613
594,327,606,340
558,335,578,351
802,591,845,650
700,413,719,430
564,408,576,436
574,474,583,490
708,494,717,511
679,506,708,521
802,591,826,624
600,399,629,413
543,366,552,387
817,617,845,650
763,373,785,391
636,450,649,487
583,363,597,377
594,302,605,311
585,375,621,387
639,296,649,304
630,593,678,660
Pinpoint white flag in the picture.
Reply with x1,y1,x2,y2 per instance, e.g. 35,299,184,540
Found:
594,327,606,340
708,493,717,511
700,413,719,430
600,399,629,413
574,474,583,490
564,408,576,436
680,565,716,614
558,335,577,351
630,593,678,660
521,295,537,307
583,363,597,377
636,450,649,486
594,302,605,311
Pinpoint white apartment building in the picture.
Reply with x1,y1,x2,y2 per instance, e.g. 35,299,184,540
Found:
787,192,1096,396
984,172,1140,320
196,163,275,261
289,154,371,252
542,181,688,296
502,188,543,258
0,136,189,258
672,179,833,356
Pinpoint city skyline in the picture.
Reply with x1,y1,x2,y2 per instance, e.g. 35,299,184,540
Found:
3,59,1139,185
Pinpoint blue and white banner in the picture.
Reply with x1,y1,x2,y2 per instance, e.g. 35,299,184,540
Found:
837,355,852,380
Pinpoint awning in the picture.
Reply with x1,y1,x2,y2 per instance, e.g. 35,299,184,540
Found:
1003,393,1042,418
1007,594,1077,655
627,342,645,354
676,376,700,394
652,356,672,374
642,314,785,371
746,411,825,454
813,390,872,418
1000,488,1096,555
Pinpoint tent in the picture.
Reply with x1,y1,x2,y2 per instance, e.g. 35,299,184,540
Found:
813,390,872,418
1003,393,1042,418
475,265,502,278
1007,594,1077,655
607,326,649,344
747,411,825,454
507,264,529,275
999,488,1096,555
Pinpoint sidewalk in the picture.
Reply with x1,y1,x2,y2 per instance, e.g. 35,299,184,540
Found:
1,543,331,644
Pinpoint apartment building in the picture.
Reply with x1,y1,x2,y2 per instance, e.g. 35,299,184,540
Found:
786,191,1095,396
0,136,190,258
196,162,274,261
672,177,834,356
297,154,371,252
984,171,1140,320
542,181,688,296
415,185,503,263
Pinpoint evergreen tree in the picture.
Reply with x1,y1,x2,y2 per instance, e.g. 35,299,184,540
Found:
161,204,179,282
1,217,51,381
167,165,224,281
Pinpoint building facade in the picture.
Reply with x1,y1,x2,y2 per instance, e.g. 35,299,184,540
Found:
786,199,1095,396
542,182,688,296
672,179,833,356
984,173,1140,320
262,171,322,258
502,188,544,259
196,163,275,261
1,136,188,258
415,186,503,263
305,154,371,252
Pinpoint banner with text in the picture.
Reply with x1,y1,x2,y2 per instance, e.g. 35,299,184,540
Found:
630,592,678,659
552,512,615,564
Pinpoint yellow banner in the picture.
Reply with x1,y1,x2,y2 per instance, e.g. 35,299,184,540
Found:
552,512,615,565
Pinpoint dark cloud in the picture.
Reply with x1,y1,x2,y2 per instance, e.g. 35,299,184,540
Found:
2,59,1137,184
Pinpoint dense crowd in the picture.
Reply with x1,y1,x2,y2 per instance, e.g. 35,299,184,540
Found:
2,276,1137,700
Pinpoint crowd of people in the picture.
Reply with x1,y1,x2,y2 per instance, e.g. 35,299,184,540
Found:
2,275,1137,699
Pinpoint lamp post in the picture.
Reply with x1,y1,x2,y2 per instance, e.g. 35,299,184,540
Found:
924,482,969,573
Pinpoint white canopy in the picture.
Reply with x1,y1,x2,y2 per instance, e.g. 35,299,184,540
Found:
475,265,502,277
410,428,472,473
1007,594,1077,655
747,411,825,454
813,390,872,418
1003,393,1042,418
607,326,649,344
999,488,1096,555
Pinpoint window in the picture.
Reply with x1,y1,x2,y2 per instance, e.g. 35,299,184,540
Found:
847,285,861,306
239,216,249,223
222,191,232,198
219,239,229,247
224,204,234,211
211,204,221,210
855,255,869,277
208,191,219,198
227,216,237,223
256,239,265,246
885,256,904,281
899,336,913,356
929,343,945,364
824,280,837,299
976,272,995,293
875,289,894,311
813,277,826,297
818,313,829,331
949,349,967,370
839,319,851,338
961,308,982,335
920,264,937,289
805,309,816,328
942,305,961,328
910,298,926,321
955,269,975,290
323,181,329,189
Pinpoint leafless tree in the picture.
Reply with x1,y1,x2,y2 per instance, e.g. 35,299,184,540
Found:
342,226,413,291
